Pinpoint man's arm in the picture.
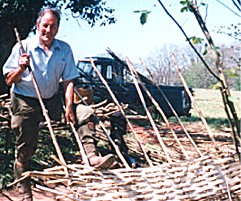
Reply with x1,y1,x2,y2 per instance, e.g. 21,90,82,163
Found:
63,80,76,125
4,54,29,86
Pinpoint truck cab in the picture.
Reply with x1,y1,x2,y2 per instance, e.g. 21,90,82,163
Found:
75,57,192,118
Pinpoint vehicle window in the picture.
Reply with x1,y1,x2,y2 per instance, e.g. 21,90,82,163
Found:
77,62,92,74
123,68,133,83
117,63,123,82
92,64,101,80
106,65,113,80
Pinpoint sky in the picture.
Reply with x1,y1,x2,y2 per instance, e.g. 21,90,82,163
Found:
56,0,240,63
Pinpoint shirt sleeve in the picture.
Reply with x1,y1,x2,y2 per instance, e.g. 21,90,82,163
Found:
2,43,21,76
62,45,79,81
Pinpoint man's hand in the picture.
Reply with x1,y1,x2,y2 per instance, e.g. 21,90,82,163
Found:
65,105,76,125
19,53,30,70
64,80,76,125
5,53,30,86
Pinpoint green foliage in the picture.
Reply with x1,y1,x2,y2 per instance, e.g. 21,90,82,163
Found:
187,36,204,44
202,43,208,55
224,68,240,78
211,82,222,90
180,0,193,13
179,0,206,13
0,129,15,188
183,62,217,88
187,36,208,56
64,0,116,26
0,0,116,30
0,0,117,92
223,67,241,91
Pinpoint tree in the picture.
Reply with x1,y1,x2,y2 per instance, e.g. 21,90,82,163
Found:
144,45,178,85
156,0,241,159
0,0,115,94
136,0,241,159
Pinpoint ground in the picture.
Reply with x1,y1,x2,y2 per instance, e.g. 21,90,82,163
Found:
0,188,56,201
0,119,238,201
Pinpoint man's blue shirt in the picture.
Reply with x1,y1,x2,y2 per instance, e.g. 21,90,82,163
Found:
3,35,79,99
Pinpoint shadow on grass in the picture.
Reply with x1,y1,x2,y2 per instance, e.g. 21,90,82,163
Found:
131,115,230,130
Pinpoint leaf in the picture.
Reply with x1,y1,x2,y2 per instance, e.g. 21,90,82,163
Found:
140,12,148,25
203,48,208,56
186,36,194,41
181,6,188,12
228,96,239,103
192,37,202,44
190,36,203,44
223,69,240,78
211,82,222,90
180,1,186,5
212,46,220,50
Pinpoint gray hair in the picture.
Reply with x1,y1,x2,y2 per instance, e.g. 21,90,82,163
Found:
37,8,61,27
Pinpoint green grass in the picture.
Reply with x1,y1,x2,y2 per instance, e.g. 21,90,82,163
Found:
191,88,241,119
168,88,241,130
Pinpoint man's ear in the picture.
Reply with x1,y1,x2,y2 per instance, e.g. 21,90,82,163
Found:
36,23,39,30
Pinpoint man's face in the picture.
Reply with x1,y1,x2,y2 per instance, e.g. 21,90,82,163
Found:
37,11,59,47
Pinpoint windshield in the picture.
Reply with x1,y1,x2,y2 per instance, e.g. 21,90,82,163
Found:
77,62,93,75
77,61,103,82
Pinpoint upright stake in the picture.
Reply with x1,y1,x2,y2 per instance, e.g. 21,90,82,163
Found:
140,58,203,157
171,53,218,148
14,28,67,170
89,58,154,167
126,58,173,163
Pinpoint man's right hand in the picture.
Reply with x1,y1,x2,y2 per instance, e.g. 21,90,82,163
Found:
5,53,30,86
19,53,30,70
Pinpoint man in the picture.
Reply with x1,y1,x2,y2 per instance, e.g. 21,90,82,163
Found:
3,8,115,200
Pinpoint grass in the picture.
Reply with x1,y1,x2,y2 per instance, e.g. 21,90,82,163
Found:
191,88,241,119
168,88,240,130
190,88,240,129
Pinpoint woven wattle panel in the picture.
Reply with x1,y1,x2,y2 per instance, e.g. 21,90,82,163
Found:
30,154,241,201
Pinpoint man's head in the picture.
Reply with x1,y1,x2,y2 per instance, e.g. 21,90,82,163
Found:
36,8,61,48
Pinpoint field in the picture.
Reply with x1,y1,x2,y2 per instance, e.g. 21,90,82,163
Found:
191,88,241,119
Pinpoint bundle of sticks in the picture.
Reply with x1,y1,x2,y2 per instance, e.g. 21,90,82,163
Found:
90,100,128,119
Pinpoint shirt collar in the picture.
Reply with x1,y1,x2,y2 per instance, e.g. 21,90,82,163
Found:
33,35,60,51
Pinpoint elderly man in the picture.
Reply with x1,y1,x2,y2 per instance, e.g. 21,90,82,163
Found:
3,8,115,200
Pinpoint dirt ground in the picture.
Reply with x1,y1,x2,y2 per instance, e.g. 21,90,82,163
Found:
0,188,56,201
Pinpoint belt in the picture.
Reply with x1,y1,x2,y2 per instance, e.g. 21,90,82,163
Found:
13,92,58,101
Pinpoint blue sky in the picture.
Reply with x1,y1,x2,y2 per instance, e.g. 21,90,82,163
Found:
56,0,240,63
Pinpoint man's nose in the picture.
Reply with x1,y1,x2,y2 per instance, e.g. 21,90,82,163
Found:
46,25,51,32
